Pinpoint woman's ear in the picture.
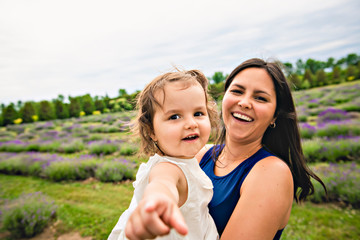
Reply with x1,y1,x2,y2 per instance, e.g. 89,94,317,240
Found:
270,116,277,126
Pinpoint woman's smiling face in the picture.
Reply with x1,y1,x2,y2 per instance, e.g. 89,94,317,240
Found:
222,67,277,144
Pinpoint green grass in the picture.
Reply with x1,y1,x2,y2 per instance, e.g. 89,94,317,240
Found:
283,202,360,240
0,174,133,240
1,174,359,240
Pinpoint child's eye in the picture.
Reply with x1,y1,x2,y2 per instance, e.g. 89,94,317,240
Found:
194,112,205,117
169,114,180,120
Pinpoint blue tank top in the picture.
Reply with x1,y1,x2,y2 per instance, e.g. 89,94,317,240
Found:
200,145,284,239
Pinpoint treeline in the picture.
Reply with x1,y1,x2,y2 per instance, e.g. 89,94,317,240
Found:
208,53,360,101
284,52,360,90
0,90,139,126
1,53,359,126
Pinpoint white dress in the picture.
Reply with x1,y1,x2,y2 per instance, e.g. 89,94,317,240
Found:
108,154,219,240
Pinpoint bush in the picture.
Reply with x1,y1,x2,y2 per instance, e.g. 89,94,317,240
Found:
298,115,307,122
95,160,135,182
300,123,316,139
0,156,28,175
309,162,360,208
0,154,44,176
44,160,93,181
34,121,55,130
88,140,119,155
119,143,138,156
317,108,351,123
6,124,26,134
340,103,360,112
316,123,360,138
38,141,61,152
0,140,27,152
26,142,41,152
302,137,360,162
0,153,104,181
58,138,85,153
1,192,57,238
88,124,120,133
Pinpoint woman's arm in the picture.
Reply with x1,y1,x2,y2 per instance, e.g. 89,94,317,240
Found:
125,162,189,240
221,156,294,240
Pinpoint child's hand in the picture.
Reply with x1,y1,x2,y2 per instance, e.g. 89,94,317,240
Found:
125,194,188,240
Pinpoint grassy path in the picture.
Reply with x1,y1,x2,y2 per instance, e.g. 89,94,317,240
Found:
1,174,359,240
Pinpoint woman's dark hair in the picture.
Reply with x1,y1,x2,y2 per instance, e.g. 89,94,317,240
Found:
215,58,326,202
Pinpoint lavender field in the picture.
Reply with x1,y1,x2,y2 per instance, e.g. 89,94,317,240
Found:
1,80,360,239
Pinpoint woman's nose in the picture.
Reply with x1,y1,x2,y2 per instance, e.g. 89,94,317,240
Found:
238,97,252,109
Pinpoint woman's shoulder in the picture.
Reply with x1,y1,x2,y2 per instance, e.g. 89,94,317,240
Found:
195,144,214,163
245,155,294,194
254,156,292,179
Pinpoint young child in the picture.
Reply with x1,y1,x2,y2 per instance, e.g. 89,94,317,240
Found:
108,69,219,240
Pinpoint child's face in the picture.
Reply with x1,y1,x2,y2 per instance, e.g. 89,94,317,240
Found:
151,81,211,159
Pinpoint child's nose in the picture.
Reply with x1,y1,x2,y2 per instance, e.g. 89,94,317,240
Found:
185,117,198,129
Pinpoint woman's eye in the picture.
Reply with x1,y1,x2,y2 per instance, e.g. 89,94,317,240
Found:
230,89,243,95
194,112,204,117
255,96,268,102
169,114,180,120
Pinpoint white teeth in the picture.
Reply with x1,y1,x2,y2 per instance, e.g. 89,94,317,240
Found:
185,135,197,139
232,113,253,122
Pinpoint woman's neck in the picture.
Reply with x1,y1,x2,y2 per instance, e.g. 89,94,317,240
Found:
219,138,262,165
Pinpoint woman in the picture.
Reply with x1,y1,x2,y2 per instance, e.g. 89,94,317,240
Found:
124,58,326,240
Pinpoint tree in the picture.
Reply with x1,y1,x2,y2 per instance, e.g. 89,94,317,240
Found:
17,100,23,111
94,98,105,112
208,82,225,101
345,53,359,66
128,90,140,109
283,62,294,76
81,94,95,115
346,65,357,81
315,69,327,86
295,59,305,75
102,94,112,110
305,58,326,74
69,97,82,117
326,57,335,69
53,99,69,119
118,89,128,98
336,57,346,67
287,73,302,90
57,94,65,102
210,72,227,84
304,69,314,87
38,100,56,121
20,102,36,123
1,103,18,126
332,66,342,84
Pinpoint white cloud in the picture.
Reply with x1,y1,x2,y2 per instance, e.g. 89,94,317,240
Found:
0,0,359,105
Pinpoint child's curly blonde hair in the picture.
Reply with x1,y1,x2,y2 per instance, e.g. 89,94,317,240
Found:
132,69,219,156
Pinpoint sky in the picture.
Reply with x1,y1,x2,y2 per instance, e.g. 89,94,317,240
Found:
0,0,359,105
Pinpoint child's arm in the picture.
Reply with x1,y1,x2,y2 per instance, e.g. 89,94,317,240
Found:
125,162,189,240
